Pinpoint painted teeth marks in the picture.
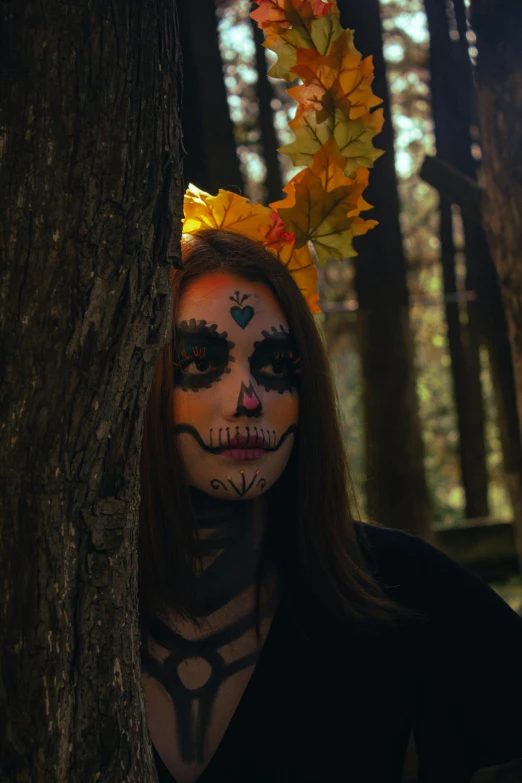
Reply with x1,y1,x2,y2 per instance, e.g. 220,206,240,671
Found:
229,291,255,329
174,423,298,454
173,319,235,392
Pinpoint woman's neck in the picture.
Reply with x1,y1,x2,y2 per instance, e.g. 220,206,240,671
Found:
184,488,277,630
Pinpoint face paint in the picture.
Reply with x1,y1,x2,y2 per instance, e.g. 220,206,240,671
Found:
235,381,262,418
172,273,300,500
250,326,303,394
173,319,234,392
174,422,298,452
229,290,255,329
210,471,267,497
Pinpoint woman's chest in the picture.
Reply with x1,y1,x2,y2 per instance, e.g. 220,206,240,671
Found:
144,660,257,783
142,607,277,783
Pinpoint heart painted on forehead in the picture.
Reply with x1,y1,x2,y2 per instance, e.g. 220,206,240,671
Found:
230,305,254,329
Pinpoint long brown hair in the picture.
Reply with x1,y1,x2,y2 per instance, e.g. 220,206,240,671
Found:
139,229,426,644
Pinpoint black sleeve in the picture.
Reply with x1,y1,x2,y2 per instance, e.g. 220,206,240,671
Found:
360,524,522,781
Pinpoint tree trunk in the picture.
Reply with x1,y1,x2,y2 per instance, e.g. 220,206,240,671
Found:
452,0,522,564
470,0,522,568
251,18,285,203
424,0,490,520
0,1,182,780
336,0,435,544
178,0,243,194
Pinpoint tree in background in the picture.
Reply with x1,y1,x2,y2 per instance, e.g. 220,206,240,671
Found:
335,0,435,542
424,0,490,520
214,0,519,533
470,0,522,568
179,0,243,193
0,1,182,779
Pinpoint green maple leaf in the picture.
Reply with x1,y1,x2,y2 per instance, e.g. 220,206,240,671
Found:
309,14,345,55
332,108,385,176
279,107,384,177
278,112,329,167
276,168,359,264
265,25,312,80
264,9,344,81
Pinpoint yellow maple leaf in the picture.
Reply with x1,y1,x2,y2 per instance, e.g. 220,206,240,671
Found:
183,185,273,242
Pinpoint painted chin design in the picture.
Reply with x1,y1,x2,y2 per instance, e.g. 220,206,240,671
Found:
210,472,267,497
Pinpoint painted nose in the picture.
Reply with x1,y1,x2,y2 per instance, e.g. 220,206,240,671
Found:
234,381,263,418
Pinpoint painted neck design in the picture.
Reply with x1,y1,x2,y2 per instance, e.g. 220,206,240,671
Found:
188,487,267,618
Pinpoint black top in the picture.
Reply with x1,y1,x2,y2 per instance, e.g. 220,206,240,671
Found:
152,522,522,783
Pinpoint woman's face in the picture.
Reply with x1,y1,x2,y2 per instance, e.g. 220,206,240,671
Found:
172,272,300,500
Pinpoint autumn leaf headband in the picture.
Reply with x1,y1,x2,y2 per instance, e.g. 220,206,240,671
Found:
182,0,384,313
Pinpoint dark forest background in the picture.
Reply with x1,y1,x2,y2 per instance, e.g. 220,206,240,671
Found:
179,0,522,612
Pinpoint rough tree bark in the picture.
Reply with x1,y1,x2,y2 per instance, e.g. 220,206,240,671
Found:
470,0,522,566
0,1,182,781
336,0,435,543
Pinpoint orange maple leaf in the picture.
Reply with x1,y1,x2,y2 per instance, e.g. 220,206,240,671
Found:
310,136,351,192
269,237,320,312
291,30,382,120
251,0,336,31
258,211,320,312
286,243,321,313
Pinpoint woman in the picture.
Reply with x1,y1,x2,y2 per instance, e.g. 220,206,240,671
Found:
139,228,522,783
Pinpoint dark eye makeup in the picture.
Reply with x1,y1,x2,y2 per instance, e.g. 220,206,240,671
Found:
173,320,234,391
249,326,302,394
173,321,302,393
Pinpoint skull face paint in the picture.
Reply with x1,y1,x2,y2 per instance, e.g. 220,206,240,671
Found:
172,273,300,500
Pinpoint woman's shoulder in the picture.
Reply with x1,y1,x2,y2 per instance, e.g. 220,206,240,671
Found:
353,519,520,622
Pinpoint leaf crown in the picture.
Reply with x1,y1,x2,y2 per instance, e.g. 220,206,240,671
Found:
182,0,384,313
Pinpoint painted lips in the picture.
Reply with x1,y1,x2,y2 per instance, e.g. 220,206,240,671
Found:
219,448,266,461
219,434,267,461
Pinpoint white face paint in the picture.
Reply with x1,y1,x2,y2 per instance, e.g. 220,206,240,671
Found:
172,272,300,500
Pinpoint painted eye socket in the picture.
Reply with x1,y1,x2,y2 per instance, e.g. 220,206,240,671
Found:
173,322,233,392
173,340,229,390
250,348,302,393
